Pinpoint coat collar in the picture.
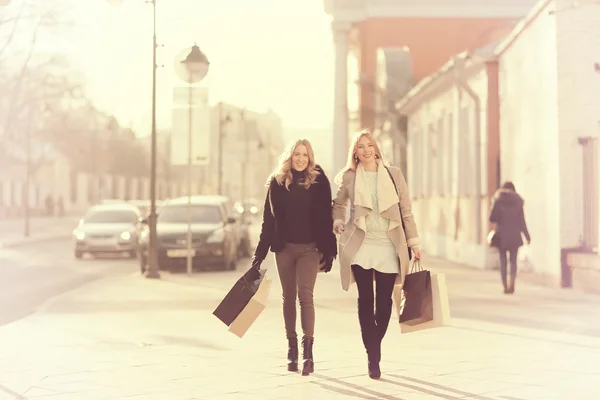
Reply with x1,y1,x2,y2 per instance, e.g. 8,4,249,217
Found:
352,163,402,231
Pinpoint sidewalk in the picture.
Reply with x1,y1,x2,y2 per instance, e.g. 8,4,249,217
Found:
0,216,79,248
1,247,600,399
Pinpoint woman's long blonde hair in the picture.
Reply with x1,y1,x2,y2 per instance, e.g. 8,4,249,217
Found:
334,129,384,184
267,138,320,190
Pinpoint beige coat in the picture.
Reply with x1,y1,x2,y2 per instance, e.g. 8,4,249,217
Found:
332,164,419,291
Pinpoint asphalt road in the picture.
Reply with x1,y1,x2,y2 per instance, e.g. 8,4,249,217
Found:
0,239,138,326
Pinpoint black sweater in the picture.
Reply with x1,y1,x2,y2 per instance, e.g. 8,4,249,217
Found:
254,165,337,260
284,169,314,244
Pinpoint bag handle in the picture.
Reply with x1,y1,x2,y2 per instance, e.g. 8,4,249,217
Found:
384,166,412,261
409,259,423,273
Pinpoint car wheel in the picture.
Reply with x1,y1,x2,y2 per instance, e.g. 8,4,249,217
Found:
242,238,252,258
74,250,83,259
227,256,237,271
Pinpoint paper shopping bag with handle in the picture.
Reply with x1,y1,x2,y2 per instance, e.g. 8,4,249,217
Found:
395,272,452,334
213,268,268,327
228,272,271,338
398,260,433,325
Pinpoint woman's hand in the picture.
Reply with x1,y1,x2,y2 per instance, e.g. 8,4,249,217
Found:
333,219,345,235
412,247,422,260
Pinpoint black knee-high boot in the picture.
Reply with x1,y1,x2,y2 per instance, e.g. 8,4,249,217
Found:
358,300,380,379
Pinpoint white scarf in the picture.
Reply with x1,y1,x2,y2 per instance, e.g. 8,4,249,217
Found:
353,162,401,232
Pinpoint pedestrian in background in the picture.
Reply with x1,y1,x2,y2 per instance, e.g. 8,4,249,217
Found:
332,130,420,380
251,138,337,376
489,181,531,294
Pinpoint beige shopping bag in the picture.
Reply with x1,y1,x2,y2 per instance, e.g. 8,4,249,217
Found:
228,274,271,338
394,273,451,334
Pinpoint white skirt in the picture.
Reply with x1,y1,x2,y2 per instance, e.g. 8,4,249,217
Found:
351,235,400,275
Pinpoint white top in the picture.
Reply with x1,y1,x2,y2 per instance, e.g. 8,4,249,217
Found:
352,171,400,274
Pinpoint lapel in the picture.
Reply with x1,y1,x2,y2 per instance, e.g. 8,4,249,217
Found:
351,163,402,232
347,171,371,232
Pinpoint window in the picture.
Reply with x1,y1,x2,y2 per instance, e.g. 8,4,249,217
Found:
445,113,454,195
158,204,222,224
436,117,445,195
458,107,472,196
84,209,138,224
580,137,598,251
70,171,78,204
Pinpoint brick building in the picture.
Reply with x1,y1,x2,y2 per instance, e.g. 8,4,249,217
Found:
324,0,538,176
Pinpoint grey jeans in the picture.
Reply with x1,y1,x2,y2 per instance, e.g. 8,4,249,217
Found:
275,242,320,340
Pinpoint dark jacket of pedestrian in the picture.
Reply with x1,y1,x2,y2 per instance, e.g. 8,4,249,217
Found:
489,185,531,249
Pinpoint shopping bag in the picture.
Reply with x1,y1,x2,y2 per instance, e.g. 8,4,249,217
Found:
395,273,452,334
398,261,433,325
487,230,500,248
213,268,267,327
228,273,271,338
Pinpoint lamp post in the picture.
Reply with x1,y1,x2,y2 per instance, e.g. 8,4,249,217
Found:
217,103,232,195
107,0,161,278
178,44,209,275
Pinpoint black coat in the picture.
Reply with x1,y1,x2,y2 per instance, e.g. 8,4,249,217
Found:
254,165,337,260
489,189,531,249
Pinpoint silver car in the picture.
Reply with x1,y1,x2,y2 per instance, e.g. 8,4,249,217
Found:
73,203,142,259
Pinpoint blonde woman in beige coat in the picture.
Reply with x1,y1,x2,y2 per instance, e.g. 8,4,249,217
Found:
332,130,420,380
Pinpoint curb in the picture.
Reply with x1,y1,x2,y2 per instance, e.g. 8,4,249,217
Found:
0,234,72,249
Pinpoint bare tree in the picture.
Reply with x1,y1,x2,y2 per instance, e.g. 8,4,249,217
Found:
0,0,75,151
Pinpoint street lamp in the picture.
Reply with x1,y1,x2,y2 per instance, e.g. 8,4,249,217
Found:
217,103,232,195
107,0,161,278
178,44,209,275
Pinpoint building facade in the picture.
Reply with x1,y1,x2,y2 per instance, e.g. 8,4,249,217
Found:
396,53,501,269
324,0,539,176
395,0,600,284
207,103,284,203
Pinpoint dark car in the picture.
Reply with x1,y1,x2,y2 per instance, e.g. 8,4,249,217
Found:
139,196,239,271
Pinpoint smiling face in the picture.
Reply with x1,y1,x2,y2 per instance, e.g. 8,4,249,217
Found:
355,135,377,164
291,144,309,171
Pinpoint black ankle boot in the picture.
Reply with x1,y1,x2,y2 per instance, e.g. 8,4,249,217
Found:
301,337,314,376
287,338,298,372
508,276,516,294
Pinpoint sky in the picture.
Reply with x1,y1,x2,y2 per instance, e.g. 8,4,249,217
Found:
2,0,336,157
73,0,334,138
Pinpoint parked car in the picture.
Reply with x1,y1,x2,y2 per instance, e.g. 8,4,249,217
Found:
73,203,143,259
210,196,252,258
233,199,262,220
128,199,162,218
138,195,239,271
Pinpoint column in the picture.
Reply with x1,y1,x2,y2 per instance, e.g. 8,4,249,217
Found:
332,21,351,177
597,123,600,249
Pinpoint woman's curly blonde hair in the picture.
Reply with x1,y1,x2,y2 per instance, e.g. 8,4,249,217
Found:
267,138,320,190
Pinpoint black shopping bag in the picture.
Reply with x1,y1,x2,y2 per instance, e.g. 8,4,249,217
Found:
399,261,433,326
213,268,266,327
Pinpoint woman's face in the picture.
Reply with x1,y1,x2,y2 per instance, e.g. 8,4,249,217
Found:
355,135,376,164
291,144,309,171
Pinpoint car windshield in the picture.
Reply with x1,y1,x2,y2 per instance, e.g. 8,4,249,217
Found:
158,205,221,224
84,209,137,224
